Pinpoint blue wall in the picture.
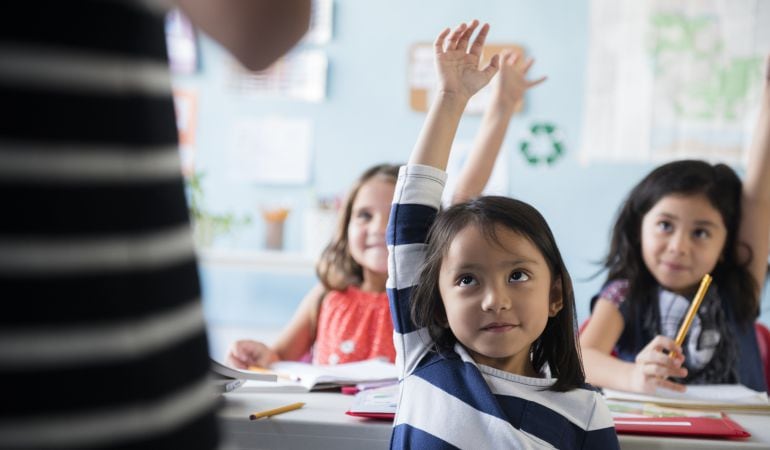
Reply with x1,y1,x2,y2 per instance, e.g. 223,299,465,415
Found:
175,0,770,329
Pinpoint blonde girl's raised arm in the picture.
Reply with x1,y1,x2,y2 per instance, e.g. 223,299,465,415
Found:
271,283,327,361
409,21,499,170
452,52,546,204
739,55,770,305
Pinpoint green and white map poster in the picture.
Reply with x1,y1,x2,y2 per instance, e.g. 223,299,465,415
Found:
580,0,770,164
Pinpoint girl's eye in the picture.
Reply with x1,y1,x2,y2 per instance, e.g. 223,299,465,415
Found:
509,271,530,283
657,221,673,232
457,275,477,287
693,228,710,239
356,211,372,221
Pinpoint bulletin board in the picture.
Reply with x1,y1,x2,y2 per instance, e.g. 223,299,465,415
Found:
408,43,525,114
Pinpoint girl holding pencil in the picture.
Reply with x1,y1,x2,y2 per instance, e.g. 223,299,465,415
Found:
580,55,770,394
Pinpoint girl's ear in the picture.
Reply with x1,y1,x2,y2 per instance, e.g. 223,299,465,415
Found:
549,278,564,317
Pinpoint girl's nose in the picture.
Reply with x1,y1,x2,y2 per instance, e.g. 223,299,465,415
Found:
667,231,689,254
481,284,512,313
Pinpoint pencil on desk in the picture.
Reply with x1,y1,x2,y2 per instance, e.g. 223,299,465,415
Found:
672,274,713,354
249,402,305,420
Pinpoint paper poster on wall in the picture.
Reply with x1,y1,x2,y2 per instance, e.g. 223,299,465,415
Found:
441,140,510,207
302,0,334,45
229,50,328,102
409,43,525,115
172,89,198,177
227,116,313,185
165,9,198,74
580,0,770,165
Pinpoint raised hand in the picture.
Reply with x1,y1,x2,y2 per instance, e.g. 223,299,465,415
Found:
630,335,688,394
434,20,500,102
491,51,547,113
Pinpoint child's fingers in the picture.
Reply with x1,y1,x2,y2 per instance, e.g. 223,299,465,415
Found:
521,57,535,73
647,335,682,355
459,20,479,53
503,51,519,67
656,378,687,393
481,53,500,78
434,27,451,55
256,353,276,369
468,22,489,58
446,23,467,51
527,75,548,88
226,352,248,369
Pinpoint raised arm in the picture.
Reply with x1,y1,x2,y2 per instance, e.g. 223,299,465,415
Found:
409,20,499,170
175,0,311,71
388,21,498,376
452,51,546,204
739,55,770,307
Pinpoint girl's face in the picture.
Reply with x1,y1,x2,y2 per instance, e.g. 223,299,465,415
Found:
640,193,727,295
437,223,563,376
347,176,394,281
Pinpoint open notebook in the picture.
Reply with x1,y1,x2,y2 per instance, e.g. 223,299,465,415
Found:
603,384,770,412
238,359,398,393
210,358,277,393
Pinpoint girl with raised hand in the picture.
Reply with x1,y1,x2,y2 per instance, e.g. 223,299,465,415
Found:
387,20,618,449
580,57,770,394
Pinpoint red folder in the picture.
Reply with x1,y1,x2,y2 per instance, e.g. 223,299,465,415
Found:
345,411,395,420
613,414,750,438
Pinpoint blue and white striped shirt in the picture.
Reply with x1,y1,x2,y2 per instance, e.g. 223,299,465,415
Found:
386,164,619,449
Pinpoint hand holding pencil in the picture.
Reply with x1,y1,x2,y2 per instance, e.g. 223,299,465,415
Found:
629,274,712,394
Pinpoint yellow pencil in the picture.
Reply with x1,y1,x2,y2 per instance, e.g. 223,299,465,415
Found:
673,274,713,350
247,366,298,381
249,402,305,420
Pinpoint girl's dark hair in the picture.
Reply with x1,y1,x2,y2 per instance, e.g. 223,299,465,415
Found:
411,196,585,392
604,160,756,327
316,163,400,291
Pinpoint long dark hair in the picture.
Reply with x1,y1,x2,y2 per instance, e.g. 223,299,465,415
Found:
411,196,585,392
603,160,756,327
316,163,400,291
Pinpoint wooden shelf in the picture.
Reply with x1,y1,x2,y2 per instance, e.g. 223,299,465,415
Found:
197,248,316,273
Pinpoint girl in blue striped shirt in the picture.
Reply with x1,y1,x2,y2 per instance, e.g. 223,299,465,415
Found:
386,20,619,449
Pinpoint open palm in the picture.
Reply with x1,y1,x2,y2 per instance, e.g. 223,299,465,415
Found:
493,51,547,111
434,20,499,101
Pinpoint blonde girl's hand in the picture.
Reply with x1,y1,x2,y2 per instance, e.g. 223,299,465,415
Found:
630,335,688,394
434,20,500,102
491,51,547,112
226,339,278,369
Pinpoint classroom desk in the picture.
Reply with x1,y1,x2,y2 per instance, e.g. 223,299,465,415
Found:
219,391,770,449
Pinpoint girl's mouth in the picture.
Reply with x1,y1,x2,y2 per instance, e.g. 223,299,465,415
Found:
480,322,517,332
662,261,687,271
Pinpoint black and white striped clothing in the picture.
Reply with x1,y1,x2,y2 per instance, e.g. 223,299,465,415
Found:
0,2,218,448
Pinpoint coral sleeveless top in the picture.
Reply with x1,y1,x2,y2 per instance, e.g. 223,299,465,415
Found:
313,286,395,365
